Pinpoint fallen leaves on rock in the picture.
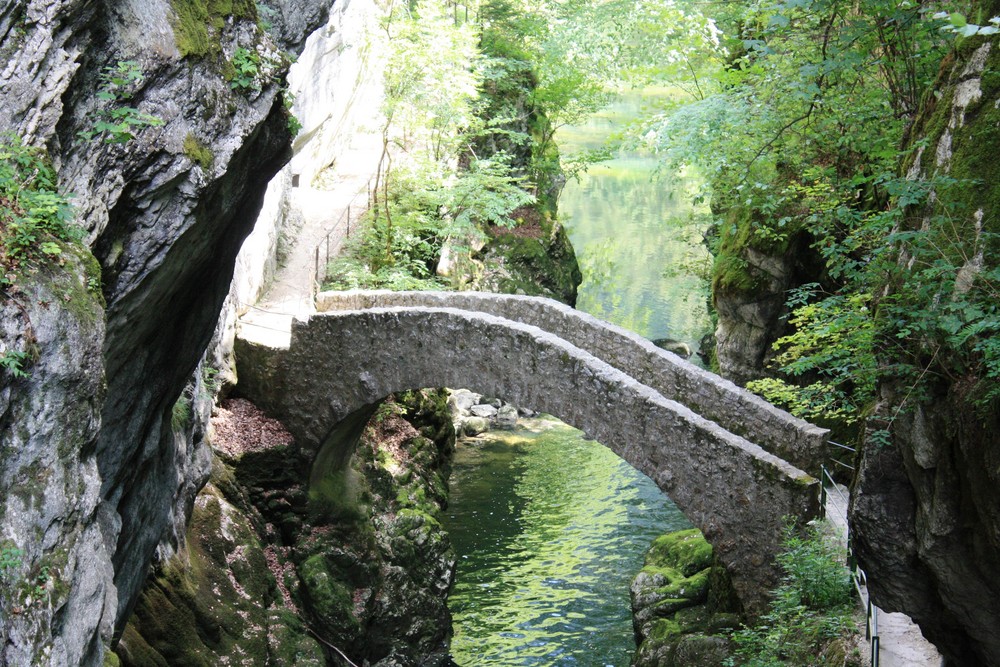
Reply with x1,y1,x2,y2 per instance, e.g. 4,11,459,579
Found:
210,398,294,458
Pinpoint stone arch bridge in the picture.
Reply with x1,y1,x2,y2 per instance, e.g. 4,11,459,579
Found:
235,290,827,614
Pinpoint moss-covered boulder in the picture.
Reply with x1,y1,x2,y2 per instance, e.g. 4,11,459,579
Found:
118,390,457,666
289,389,457,665
115,483,324,666
476,209,582,306
630,529,736,667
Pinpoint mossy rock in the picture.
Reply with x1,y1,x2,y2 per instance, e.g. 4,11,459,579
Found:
266,610,326,665
671,634,731,667
298,554,363,642
183,133,214,171
645,529,714,576
169,0,257,57
651,569,711,609
477,215,582,306
308,464,369,524
632,529,738,667
115,624,171,667
119,486,278,666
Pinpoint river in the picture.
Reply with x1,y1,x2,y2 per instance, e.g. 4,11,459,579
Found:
559,88,712,357
443,419,691,665
443,90,712,665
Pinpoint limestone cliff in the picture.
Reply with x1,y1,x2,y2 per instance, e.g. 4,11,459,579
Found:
708,205,821,386
850,27,1000,667
0,0,334,662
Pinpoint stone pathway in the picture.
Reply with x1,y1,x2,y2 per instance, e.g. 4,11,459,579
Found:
238,132,382,348
824,483,942,667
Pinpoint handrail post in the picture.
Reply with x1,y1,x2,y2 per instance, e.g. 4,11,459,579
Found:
820,464,828,519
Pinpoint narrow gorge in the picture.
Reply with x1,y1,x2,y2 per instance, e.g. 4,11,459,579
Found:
3,0,1000,666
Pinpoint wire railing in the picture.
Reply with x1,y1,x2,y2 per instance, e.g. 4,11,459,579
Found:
821,439,880,667
311,178,374,297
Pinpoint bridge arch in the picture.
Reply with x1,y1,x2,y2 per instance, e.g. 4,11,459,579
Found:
235,294,822,615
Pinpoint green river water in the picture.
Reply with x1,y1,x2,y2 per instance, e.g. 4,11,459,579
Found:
559,89,712,356
443,91,712,665
444,420,691,665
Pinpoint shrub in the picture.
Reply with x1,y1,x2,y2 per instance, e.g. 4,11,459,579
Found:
725,522,855,666
77,61,164,145
0,134,78,286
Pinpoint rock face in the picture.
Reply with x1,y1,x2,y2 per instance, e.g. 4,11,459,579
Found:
711,217,818,386
116,391,457,666
0,247,110,666
850,30,1000,667
0,0,334,662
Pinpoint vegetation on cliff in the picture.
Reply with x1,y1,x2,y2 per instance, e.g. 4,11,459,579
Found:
616,0,1000,662
611,0,1000,448
323,0,581,303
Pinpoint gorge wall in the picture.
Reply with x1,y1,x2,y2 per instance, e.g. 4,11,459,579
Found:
850,29,1000,667
0,0,337,663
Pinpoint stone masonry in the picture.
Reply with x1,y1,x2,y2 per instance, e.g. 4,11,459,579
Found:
235,291,825,616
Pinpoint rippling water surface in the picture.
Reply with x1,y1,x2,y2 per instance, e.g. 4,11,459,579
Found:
444,418,691,666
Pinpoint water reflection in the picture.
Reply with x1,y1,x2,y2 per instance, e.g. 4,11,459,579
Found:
558,90,713,356
444,418,690,666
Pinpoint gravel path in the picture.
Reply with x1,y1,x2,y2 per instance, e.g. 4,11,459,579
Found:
239,131,382,348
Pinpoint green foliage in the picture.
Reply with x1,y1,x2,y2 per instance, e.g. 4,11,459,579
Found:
172,395,193,431
0,545,22,582
333,0,552,290
747,289,876,424
443,153,536,234
933,11,1000,38
633,0,1000,429
229,46,260,91
282,90,302,136
0,134,79,288
78,61,164,144
201,365,221,398
255,0,277,32
0,349,30,379
725,523,854,666
747,169,1000,422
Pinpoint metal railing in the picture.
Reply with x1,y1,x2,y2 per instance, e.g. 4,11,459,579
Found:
821,439,880,667
311,179,373,297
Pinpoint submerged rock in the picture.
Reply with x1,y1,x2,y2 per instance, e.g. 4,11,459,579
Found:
651,338,693,359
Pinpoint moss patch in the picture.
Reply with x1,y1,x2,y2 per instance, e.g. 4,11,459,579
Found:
479,216,582,306
169,0,256,57
118,485,282,666
298,554,362,640
645,528,714,576
632,529,739,666
183,133,214,171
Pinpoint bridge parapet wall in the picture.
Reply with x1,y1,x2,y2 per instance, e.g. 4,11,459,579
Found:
316,290,828,475
236,305,820,616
